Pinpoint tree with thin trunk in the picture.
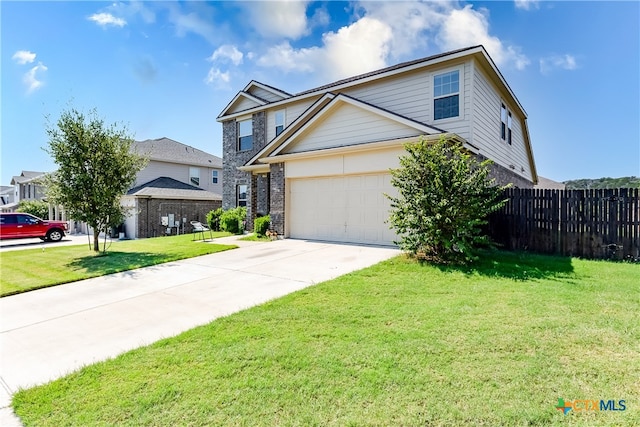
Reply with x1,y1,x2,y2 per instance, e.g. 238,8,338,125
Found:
44,108,147,252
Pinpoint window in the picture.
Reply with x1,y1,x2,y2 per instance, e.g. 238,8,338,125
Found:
238,119,253,151
190,167,200,186
433,70,459,120
501,104,507,140
275,110,285,136
237,184,248,207
507,112,513,145
212,170,218,184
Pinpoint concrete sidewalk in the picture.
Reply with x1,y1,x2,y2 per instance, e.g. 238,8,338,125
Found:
0,236,399,426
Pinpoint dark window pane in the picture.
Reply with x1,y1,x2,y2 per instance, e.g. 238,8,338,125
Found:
275,125,283,136
239,135,252,151
434,95,459,120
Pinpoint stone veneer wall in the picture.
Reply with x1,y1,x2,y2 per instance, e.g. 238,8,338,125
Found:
222,111,267,231
269,162,285,235
477,154,533,188
134,198,221,238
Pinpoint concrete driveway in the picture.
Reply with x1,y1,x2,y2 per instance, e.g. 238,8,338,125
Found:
0,236,399,426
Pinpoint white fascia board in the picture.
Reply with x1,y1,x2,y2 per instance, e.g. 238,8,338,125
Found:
217,91,268,119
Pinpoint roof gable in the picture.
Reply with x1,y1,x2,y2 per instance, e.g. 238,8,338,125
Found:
245,81,291,103
127,176,221,200
132,138,221,168
219,91,267,117
271,94,444,157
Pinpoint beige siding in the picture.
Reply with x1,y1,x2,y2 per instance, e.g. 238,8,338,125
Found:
248,86,285,103
266,98,319,141
471,63,532,181
134,160,223,195
285,103,420,153
227,96,261,115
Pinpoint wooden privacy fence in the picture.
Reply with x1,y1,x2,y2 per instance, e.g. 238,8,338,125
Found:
487,188,640,260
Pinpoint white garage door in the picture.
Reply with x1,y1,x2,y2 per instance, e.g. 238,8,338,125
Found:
288,173,398,245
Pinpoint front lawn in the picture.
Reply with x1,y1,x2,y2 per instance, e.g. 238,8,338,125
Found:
12,251,640,426
0,233,235,296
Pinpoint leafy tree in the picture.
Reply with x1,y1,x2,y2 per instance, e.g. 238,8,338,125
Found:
44,108,147,252
17,200,49,219
386,136,509,264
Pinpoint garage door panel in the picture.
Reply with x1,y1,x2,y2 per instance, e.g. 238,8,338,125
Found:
288,173,397,245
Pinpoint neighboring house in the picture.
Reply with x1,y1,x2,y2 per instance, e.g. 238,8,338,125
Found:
217,45,538,246
535,176,566,190
0,186,15,208
123,138,223,238
2,171,47,213
217,46,538,244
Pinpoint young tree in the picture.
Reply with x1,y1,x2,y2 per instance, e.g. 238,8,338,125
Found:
386,136,509,264
44,108,147,252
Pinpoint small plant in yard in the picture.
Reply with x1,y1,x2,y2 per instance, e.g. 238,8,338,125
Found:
387,136,509,264
219,206,247,234
254,214,270,237
206,207,224,231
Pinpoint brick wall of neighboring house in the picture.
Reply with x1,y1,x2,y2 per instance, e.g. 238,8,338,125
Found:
222,111,267,231
134,198,222,238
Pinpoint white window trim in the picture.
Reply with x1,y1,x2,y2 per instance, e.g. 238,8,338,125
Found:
275,110,285,136
500,101,513,145
189,167,200,187
432,66,464,123
212,170,219,184
238,119,253,151
237,184,248,207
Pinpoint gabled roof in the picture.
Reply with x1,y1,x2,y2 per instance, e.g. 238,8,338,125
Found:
132,138,222,168
218,91,268,118
126,177,221,200
268,93,446,158
10,171,46,185
244,80,292,99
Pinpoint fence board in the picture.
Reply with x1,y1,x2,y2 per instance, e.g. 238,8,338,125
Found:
488,188,640,260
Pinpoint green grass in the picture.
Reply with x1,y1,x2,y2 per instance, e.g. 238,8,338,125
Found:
12,251,640,426
238,233,273,242
0,233,235,296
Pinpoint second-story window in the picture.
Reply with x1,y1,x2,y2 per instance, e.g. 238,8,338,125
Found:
275,110,285,136
501,104,507,140
433,70,459,120
238,119,253,151
212,170,218,184
507,112,513,145
190,167,200,186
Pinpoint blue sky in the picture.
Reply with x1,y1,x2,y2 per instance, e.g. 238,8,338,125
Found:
2,1,639,185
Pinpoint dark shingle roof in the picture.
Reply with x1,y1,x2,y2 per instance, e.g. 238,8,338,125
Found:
132,138,222,168
127,177,221,200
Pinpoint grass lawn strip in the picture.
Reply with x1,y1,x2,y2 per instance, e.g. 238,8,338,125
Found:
12,251,640,426
0,233,235,296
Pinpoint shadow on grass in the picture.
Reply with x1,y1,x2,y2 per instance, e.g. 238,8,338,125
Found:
433,250,575,281
67,251,174,275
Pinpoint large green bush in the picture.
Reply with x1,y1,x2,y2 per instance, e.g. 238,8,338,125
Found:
254,215,270,237
17,200,49,219
386,136,509,264
219,207,247,234
206,207,224,231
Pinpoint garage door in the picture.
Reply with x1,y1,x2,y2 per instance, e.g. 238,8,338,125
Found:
288,173,398,245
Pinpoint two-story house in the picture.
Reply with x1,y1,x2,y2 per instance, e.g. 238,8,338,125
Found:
217,45,537,246
122,137,223,238
1,171,47,213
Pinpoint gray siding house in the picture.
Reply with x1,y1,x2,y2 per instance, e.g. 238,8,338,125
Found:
122,138,222,238
217,45,538,246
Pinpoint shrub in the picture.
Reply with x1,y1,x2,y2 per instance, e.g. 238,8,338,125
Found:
17,200,49,219
254,215,270,237
386,136,509,264
206,207,224,231
219,207,247,234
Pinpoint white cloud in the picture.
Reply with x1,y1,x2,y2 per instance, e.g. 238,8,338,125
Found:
88,12,127,28
23,62,48,94
170,9,216,44
437,5,530,70
209,45,244,66
12,50,36,65
540,54,578,75
514,0,540,11
204,68,230,86
245,0,310,39
257,17,393,81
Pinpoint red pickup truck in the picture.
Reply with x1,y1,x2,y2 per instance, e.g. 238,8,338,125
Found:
0,213,68,242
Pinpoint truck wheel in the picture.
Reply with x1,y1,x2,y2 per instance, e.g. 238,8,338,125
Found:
46,229,64,242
